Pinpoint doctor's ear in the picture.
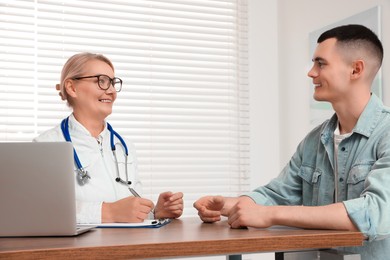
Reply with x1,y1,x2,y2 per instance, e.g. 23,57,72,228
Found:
64,79,77,98
351,60,364,79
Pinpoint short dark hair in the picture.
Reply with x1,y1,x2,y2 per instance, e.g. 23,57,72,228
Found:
318,24,383,67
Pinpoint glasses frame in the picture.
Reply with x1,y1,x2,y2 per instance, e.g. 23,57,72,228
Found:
72,74,122,92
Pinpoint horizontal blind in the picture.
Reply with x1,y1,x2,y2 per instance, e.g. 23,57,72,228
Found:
0,0,249,217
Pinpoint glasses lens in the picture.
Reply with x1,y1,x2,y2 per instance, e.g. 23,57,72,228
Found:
98,75,111,90
113,78,122,92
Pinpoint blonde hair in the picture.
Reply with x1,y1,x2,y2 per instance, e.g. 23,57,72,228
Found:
57,52,114,106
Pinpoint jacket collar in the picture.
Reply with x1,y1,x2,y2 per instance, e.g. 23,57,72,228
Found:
321,94,384,143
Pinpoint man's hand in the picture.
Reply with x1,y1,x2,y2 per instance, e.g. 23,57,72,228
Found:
154,191,184,219
193,196,227,223
227,196,272,229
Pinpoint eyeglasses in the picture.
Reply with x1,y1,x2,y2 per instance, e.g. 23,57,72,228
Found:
72,74,122,92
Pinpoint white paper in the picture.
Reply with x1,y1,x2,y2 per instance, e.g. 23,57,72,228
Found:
79,218,171,228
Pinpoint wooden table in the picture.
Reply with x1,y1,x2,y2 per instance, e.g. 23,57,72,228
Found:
0,217,364,259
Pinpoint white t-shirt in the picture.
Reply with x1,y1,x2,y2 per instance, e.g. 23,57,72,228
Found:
333,123,352,202
33,114,141,224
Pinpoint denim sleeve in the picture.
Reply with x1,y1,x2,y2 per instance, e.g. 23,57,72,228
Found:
343,135,390,242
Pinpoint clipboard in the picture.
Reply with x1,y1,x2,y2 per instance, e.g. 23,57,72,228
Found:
79,218,172,228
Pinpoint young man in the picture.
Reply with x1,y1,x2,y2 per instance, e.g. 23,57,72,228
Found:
194,24,389,259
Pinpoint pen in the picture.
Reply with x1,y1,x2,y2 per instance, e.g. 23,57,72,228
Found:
128,187,155,218
128,187,141,198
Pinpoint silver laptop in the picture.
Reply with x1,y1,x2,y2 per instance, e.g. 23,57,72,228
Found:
0,142,95,236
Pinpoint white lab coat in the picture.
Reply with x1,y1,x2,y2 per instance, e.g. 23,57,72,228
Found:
33,114,141,224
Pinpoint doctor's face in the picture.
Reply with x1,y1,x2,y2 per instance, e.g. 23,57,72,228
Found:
70,59,117,120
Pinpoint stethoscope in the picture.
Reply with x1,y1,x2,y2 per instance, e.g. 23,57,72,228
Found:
60,116,132,188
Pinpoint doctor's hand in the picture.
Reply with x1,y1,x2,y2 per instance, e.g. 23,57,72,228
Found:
227,196,271,229
154,191,184,219
102,196,154,223
193,195,229,223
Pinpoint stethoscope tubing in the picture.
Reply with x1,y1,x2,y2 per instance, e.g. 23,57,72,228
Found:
60,116,129,185
61,117,84,171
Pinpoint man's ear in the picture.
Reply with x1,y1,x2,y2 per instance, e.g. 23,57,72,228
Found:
64,79,77,98
351,60,364,79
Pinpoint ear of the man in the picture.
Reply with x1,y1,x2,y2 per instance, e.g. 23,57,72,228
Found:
350,60,364,79
64,79,77,98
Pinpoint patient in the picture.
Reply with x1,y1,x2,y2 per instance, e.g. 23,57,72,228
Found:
194,24,390,260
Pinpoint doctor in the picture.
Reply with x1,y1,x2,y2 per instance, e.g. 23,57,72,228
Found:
34,52,183,224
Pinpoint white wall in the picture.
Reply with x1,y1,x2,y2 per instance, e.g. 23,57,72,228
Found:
248,0,279,190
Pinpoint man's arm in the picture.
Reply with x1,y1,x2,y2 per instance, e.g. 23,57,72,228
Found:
228,196,358,231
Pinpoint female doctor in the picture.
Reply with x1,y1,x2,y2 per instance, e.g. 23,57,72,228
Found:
34,52,183,224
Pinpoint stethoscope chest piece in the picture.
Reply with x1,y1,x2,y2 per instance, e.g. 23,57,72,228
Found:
76,168,91,186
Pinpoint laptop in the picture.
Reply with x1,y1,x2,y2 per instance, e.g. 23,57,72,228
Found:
0,142,95,236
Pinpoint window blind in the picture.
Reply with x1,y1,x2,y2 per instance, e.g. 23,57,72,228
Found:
0,0,249,217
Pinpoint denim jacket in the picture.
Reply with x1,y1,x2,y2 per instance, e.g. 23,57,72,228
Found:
246,94,390,259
